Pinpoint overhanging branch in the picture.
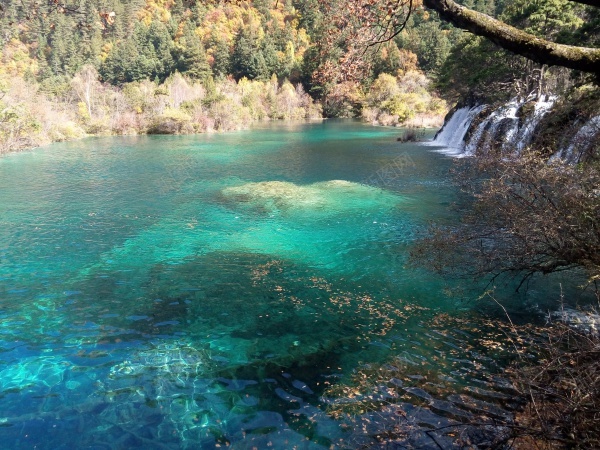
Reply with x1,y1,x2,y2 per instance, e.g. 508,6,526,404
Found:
424,0,600,74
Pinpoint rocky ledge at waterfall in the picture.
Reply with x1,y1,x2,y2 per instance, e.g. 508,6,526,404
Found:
428,91,600,161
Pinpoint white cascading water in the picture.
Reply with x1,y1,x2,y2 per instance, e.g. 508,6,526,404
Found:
555,115,600,162
429,97,557,157
514,96,556,153
426,105,486,156
464,101,520,156
464,96,556,156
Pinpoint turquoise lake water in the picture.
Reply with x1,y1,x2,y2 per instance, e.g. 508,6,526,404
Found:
0,121,581,449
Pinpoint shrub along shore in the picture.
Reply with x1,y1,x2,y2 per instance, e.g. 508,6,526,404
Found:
0,68,323,154
0,66,447,155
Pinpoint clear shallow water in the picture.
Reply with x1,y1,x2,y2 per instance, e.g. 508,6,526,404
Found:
0,121,580,449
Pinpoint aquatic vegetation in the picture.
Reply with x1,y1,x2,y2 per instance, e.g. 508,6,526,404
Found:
322,313,539,448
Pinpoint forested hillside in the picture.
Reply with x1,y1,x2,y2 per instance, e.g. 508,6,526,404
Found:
1,0,598,153
0,0,453,152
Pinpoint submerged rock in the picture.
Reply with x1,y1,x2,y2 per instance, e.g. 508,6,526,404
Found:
220,180,401,215
109,342,212,380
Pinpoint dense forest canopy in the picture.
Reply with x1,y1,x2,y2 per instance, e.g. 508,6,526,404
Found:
0,0,456,151
2,0,597,87
0,0,598,150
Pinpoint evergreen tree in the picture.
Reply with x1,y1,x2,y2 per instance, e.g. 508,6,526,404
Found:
177,22,211,80
292,0,322,35
47,13,79,75
231,27,270,80
100,21,171,85
253,0,273,22
190,2,208,26
208,36,231,79
373,42,406,76
0,1,19,44
414,20,452,74
108,1,128,41
79,0,102,67
501,0,585,41
171,0,185,21
261,33,279,79
146,21,175,81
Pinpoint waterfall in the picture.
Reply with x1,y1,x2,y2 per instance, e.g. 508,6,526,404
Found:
555,115,600,163
464,101,519,156
426,105,485,156
463,97,556,156
429,97,556,157
514,97,556,153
